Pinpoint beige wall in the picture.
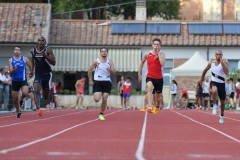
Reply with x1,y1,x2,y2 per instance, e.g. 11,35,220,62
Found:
57,87,170,108
180,0,237,20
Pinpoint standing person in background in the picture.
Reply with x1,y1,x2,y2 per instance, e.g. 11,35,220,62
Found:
3,71,11,110
202,77,210,110
75,76,86,109
225,79,231,109
118,76,124,108
123,77,131,110
31,36,56,117
56,82,63,93
228,78,235,109
200,50,229,123
28,74,36,110
195,81,203,109
50,82,58,109
138,38,165,114
235,78,240,109
88,47,115,121
0,68,7,110
170,79,178,109
9,46,32,118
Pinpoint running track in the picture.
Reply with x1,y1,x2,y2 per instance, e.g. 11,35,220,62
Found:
0,108,239,160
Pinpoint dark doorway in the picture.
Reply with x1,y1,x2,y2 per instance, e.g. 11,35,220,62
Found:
63,73,76,91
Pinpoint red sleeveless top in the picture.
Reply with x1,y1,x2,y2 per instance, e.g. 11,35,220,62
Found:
146,51,163,79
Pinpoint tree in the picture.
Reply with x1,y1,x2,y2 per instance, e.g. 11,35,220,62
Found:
52,0,108,19
107,0,135,20
108,0,181,20
147,0,181,20
5,0,181,20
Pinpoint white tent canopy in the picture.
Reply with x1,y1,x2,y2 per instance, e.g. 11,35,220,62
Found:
171,51,210,77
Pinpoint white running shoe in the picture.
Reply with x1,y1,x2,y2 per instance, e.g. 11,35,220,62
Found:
219,114,224,124
212,105,217,115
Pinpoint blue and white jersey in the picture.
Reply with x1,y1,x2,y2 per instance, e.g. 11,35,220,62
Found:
11,55,27,81
94,58,111,81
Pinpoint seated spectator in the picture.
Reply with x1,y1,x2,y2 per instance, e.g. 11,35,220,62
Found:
179,90,189,110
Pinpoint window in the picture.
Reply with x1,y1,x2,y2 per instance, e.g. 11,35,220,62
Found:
228,60,239,73
112,22,145,34
163,59,173,86
0,58,9,67
146,22,181,34
188,22,222,34
223,23,240,34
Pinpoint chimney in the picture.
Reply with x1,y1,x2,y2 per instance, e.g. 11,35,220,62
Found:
136,0,146,20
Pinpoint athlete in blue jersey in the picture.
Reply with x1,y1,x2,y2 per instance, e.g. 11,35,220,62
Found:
9,46,32,118
31,36,56,117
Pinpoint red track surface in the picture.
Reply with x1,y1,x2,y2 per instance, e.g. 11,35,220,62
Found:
0,108,239,160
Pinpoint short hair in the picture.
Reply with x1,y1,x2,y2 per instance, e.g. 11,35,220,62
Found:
100,47,108,52
152,38,161,44
230,78,233,81
215,50,223,54
15,46,21,49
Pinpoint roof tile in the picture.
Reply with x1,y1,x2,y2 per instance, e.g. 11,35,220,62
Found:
1,3,240,46
0,3,50,43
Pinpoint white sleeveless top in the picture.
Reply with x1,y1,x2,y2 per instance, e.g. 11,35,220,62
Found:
94,58,111,81
211,61,226,83
171,84,177,94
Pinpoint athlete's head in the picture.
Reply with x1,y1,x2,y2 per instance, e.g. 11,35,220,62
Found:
152,38,161,51
37,36,47,48
14,46,21,56
215,50,223,62
100,47,108,58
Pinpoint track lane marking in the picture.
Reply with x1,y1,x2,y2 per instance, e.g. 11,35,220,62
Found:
135,110,147,160
0,110,122,154
194,109,240,122
0,110,95,128
0,109,79,119
172,110,240,143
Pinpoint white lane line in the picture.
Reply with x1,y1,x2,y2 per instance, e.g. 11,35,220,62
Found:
0,109,78,119
0,110,121,154
135,111,148,160
47,151,87,156
0,110,94,128
188,153,232,159
172,110,240,143
194,110,240,122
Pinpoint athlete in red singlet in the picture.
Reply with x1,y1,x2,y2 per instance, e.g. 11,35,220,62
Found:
75,76,86,108
138,38,165,114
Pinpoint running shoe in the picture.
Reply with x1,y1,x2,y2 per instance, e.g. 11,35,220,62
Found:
212,105,217,115
16,112,22,118
152,107,159,115
147,106,152,113
98,114,105,121
219,114,224,124
38,108,43,117
140,108,146,112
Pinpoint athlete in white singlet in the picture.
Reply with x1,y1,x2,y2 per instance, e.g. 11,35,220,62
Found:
200,50,229,124
88,47,115,121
